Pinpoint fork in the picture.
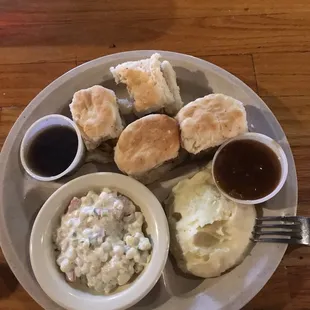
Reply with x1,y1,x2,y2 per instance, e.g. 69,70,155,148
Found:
252,216,310,245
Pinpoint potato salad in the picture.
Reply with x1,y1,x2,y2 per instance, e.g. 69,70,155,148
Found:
53,188,152,294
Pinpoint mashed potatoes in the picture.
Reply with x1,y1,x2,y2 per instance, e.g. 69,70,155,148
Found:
166,164,256,278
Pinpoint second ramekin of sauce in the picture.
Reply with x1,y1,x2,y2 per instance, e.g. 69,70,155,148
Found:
212,133,288,205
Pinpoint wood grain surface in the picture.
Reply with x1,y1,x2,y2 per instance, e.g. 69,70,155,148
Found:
0,0,310,309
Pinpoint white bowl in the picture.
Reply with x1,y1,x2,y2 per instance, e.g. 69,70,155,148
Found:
20,114,85,182
212,132,288,205
29,173,169,310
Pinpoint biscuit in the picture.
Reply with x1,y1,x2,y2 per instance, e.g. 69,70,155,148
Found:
176,94,247,154
114,114,180,176
70,85,124,150
110,53,183,115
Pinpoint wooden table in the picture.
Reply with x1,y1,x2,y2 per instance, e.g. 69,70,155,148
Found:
1,0,310,309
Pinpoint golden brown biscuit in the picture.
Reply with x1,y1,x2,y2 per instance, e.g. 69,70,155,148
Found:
70,85,124,150
110,53,183,115
114,114,180,176
176,94,247,154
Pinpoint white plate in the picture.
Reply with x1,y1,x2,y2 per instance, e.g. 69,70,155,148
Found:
0,50,297,310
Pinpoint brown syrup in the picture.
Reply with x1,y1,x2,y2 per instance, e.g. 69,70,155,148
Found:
26,126,78,177
213,139,281,200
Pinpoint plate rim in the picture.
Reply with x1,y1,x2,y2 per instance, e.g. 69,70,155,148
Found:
0,50,298,310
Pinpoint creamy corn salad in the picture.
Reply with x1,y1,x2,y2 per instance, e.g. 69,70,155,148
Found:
53,188,152,294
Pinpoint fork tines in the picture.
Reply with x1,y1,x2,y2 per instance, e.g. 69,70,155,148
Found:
252,216,304,244
255,216,300,222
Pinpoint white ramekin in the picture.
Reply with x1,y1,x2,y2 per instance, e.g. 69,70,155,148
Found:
20,114,85,181
212,133,288,205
